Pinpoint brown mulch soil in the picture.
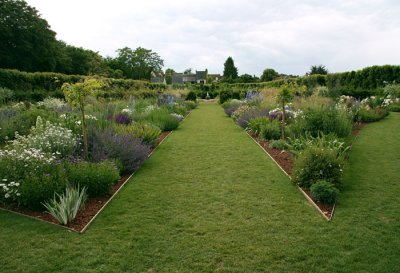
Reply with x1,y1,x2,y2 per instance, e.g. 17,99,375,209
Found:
1,131,172,232
248,125,363,220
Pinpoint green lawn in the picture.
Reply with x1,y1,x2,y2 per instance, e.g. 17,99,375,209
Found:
0,103,399,273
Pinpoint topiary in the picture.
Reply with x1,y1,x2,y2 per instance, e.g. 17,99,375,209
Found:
310,180,339,204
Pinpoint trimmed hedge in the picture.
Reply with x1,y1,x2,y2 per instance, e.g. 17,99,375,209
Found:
0,68,167,101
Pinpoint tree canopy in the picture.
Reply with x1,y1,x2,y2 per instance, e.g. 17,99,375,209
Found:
261,68,279,82
114,47,164,80
223,57,238,80
309,65,328,75
0,0,59,72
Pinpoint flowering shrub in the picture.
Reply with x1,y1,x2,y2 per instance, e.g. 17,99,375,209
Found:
293,145,344,189
115,113,132,125
114,123,161,147
10,116,78,158
289,107,352,138
236,108,269,129
232,104,252,120
0,179,20,203
88,126,151,174
222,99,243,117
37,97,68,111
171,113,184,122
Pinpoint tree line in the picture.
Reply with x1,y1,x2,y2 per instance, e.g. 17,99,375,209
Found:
0,0,163,80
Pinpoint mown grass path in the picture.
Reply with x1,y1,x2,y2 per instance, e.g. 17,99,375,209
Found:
0,104,399,272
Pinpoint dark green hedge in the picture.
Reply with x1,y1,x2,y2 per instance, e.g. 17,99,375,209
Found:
0,68,167,101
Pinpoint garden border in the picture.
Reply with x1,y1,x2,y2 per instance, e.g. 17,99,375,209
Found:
0,109,195,234
244,130,334,221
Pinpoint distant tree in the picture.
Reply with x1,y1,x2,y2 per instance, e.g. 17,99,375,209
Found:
237,74,257,83
309,65,328,75
261,68,279,82
184,68,192,75
223,57,238,80
0,0,60,72
115,47,164,80
165,68,175,84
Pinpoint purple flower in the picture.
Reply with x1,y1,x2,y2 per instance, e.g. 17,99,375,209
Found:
115,113,132,125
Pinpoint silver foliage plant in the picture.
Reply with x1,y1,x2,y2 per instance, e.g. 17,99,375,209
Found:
43,186,87,225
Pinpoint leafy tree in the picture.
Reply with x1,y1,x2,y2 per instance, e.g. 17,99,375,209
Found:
165,68,175,84
114,47,164,80
62,78,105,159
261,68,279,82
237,74,257,83
0,0,60,72
276,84,294,139
309,65,328,75
223,57,238,80
184,68,192,75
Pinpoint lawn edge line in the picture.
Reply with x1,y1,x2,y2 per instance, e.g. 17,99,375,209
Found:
80,130,175,233
244,130,291,178
0,206,75,232
80,109,196,233
244,130,333,221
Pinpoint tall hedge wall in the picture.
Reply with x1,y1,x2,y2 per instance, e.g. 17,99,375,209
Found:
0,68,167,101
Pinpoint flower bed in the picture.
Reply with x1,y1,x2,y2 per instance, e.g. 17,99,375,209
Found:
0,86,197,231
220,86,390,220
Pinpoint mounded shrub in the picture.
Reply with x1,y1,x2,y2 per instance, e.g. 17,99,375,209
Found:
186,91,197,101
269,139,288,150
144,109,179,131
291,107,352,138
114,123,161,147
236,108,269,129
64,160,120,197
260,119,281,140
355,107,389,122
293,145,344,189
88,126,151,174
310,180,339,204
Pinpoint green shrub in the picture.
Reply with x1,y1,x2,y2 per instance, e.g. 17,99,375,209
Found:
291,107,352,138
248,117,270,136
115,123,161,146
172,104,188,116
269,139,288,150
0,87,14,104
287,133,349,158
144,109,179,131
184,100,197,110
43,186,88,225
64,160,120,197
388,103,400,112
310,180,339,204
219,90,232,104
18,165,68,210
260,119,281,140
293,145,343,189
186,91,197,101
355,107,389,122
0,107,59,143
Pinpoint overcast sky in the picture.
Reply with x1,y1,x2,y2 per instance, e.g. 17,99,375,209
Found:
26,0,400,76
